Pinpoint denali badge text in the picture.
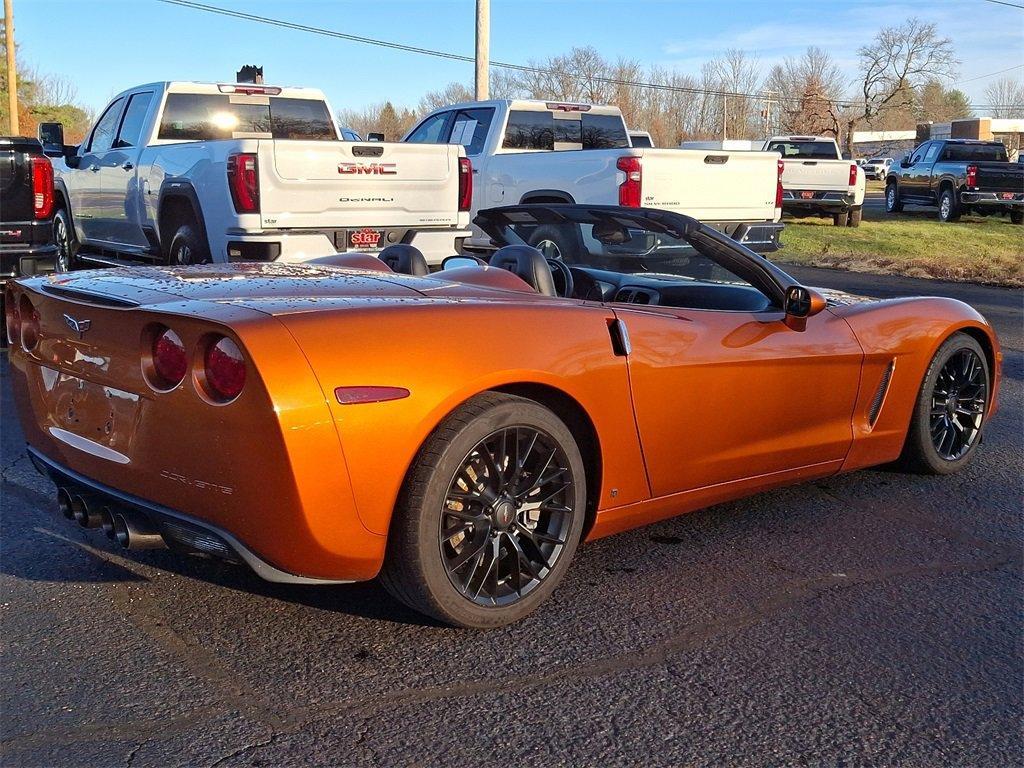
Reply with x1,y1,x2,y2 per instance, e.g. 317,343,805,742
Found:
338,162,397,175
160,469,234,495
63,314,92,339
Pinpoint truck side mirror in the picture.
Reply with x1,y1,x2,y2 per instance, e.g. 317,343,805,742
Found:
38,122,65,154
367,132,385,142
900,156,912,168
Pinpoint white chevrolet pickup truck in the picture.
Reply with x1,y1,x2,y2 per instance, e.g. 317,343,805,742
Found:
38,81,471,269
404,100,784,256
763,136,866,227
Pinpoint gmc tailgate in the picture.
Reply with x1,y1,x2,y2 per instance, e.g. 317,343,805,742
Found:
780,158,852,190
639,148,779,223
258,141,465,229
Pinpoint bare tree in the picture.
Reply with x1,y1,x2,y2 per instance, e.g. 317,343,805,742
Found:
984,77,1024,118
847,18,957,147
417,81,474,115
764,47,845,136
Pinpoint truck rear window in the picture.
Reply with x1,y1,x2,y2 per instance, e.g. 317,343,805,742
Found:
767,141,839,159
157,94,336,141
502,110,628,151
942,144,1008,162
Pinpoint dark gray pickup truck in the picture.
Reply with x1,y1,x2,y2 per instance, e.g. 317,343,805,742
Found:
884,139,1024,223
1,137,58,284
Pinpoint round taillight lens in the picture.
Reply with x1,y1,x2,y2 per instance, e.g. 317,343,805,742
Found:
19,294,39,351
4,291,19,345
151,328,188,389
204,336,246,402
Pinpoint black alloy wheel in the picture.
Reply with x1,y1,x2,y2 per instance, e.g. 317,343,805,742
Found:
53,208,76,272
899,332,989,475
929,348,987,461
439,426,575,606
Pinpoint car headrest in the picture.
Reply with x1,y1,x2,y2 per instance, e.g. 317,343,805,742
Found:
488,245,556,296
379,244,429,276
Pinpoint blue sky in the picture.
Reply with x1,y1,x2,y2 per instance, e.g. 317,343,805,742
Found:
13,0,1024,115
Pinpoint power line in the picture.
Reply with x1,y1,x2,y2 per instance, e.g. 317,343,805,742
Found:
157,0,1017,112
979,0,1024,9
959,63,1024,83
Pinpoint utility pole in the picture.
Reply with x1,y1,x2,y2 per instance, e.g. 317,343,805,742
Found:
722,94,727,140
4,0,17,135
474,0,489,101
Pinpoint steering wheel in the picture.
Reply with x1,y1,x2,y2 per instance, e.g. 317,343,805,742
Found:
546,258,575,298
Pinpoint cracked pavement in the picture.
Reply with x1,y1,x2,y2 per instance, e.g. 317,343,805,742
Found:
1,265,1021,767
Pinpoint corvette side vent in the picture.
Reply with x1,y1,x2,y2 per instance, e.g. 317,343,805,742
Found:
868,359,896,426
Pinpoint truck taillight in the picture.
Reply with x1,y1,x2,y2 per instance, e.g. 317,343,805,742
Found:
31,157,54,220
227,153,260,214
458,157,473,212
776,159,785,209
848,163,858,187
966,164,977,188
617,156,642,208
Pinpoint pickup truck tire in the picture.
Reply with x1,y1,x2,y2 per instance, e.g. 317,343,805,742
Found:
832,211,849,227
846,207,863,228
1010,210,1023,225
938,189,962,223
885,182,903,213
527,225,581,263
167,223,211,265
53,208,78,273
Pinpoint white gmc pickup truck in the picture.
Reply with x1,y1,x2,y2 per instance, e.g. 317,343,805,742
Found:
763,136,866,227
39,81,471,269
404,100,784,256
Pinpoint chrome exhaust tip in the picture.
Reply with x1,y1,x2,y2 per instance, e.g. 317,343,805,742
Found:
111,512,166,550
99,506,116,539
57,487,75,521
71,494,103,529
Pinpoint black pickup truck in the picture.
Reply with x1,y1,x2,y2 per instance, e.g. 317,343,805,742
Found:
885,139,1024,223
1,137,58,284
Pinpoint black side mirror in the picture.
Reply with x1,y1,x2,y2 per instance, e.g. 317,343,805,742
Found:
64,148,81,169
38,121,64,151
367,132,385,142
784,285,826,330
900,156,912,168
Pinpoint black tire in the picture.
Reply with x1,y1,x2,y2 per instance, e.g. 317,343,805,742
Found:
847,207,863,228
832,211,849,227
53,207,78,272
885,182,903,213
1010,210,1023,225
897,333,989,475
938,188,961,223
166,223,211,265
380,392,587,628
527,224,581,263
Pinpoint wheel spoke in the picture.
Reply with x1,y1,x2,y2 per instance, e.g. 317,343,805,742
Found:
438,424,577,606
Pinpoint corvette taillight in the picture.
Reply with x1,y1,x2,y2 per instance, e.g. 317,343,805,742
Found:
4,290,19,345
32,157,54,220
848,163,858,187
617,156,642,207
203,336,246,402
151,327,188,389
227,153,260,213
18,294,39,351
966,164,977,188
458,157,473,212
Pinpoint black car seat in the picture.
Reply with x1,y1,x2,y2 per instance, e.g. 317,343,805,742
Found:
378,244,429,276
488,245,556,296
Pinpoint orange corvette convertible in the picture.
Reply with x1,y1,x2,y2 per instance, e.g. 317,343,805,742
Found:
6,205,1001,627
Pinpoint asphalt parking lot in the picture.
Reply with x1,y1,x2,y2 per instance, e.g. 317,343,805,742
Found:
2,265,1021,767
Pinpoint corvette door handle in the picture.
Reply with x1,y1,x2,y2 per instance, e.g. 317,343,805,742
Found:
607,318,631,356
122,161,135,171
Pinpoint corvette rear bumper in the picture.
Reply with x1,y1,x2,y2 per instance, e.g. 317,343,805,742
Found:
27,447,351,585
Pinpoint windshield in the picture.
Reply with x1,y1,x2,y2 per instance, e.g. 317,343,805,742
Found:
768,141,839,159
